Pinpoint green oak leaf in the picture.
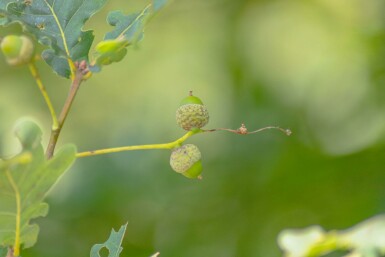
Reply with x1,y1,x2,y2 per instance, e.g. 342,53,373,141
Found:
1,0,107,78
0,0,12,25
0,119,76,254
90,0,167,71
90,223,127,257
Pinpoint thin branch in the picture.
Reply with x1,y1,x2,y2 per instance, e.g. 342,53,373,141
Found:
28,62,59,129
76,130,197,158
76,124,292,158
46,70,84,159
7,247,14,257
203,124,292,136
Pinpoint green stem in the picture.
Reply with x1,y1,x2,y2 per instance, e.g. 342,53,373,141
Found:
28,62,59,130
46,71,83,159
5,169,21,257
76,124,292,158
76,130,198,158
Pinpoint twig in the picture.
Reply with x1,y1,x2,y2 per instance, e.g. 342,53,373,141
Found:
45,68,84,159
76,124,291,158
76,131,197,158
28,62,59,129
203,123,292,136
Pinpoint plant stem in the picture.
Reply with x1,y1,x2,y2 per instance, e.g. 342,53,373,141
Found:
76,130,198,158
28,62,59,130
7,247,14,257
46,71,83,159
76,124,292,158
5,170,21,257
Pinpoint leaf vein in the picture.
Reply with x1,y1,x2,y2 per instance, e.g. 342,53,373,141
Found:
118,4,152,39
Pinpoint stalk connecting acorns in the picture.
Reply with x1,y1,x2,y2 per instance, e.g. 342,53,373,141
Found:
176,91,209,131
0,35,34,66
170,144,203,179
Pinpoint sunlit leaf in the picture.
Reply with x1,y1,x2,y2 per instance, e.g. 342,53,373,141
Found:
338,215,385,254
0,119,76,254
1,0,108,78
278,226,327,257
278,215,385,257
90,223,127,257
90,0,167,71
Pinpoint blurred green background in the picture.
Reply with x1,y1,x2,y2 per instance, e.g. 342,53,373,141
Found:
1,0,385,256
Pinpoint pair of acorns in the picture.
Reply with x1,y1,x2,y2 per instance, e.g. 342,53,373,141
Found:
171,92,209,179
0,35,207,179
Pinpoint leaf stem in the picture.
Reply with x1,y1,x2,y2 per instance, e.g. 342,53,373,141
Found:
76,130,198,158
5,169,21,257
46,71,83,159
28,62,59,130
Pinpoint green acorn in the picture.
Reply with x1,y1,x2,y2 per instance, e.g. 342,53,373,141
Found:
170,144,203,179
0,35,34,66
176,91,209,131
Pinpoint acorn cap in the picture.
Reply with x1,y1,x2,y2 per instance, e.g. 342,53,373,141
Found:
170,144,203,179
176,104,209,130
179,95,204,106
176,92,209,131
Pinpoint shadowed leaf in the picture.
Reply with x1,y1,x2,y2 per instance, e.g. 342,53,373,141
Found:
0,0,12,25
0,119,76,253
1,0,107,78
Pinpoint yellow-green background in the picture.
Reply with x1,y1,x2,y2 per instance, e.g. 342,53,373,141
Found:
1,0,385,256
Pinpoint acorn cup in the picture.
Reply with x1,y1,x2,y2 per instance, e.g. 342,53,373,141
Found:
170,144,203,179
176,92,209,131
0,35,34,66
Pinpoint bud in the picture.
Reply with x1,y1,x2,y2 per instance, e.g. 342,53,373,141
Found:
1,35,34,66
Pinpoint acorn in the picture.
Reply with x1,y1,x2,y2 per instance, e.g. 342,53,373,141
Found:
0,35,34,66
170,144,203,179
176,91,209,131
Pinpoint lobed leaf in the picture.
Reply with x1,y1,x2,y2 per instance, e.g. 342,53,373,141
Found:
0,119,76,254
90,0,167,71
90,223,127,257
1,0,108,78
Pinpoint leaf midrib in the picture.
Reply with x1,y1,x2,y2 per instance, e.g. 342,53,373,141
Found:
118,4,151,39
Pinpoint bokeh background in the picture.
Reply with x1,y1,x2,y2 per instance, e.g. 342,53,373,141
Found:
1,0,385,256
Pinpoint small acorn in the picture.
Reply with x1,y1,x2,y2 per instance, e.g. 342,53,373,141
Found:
0,35,34,66
170,144,203,179
176,91,209,131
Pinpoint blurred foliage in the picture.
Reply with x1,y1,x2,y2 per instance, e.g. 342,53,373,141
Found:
0,0,385,256
278,215,385,257
0,119,76,254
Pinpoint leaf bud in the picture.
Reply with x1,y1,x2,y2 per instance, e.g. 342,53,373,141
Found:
1,35,34,66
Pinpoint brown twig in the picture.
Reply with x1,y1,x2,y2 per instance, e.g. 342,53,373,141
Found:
203,123,292,136
7,247,14,257
45,62,87,159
